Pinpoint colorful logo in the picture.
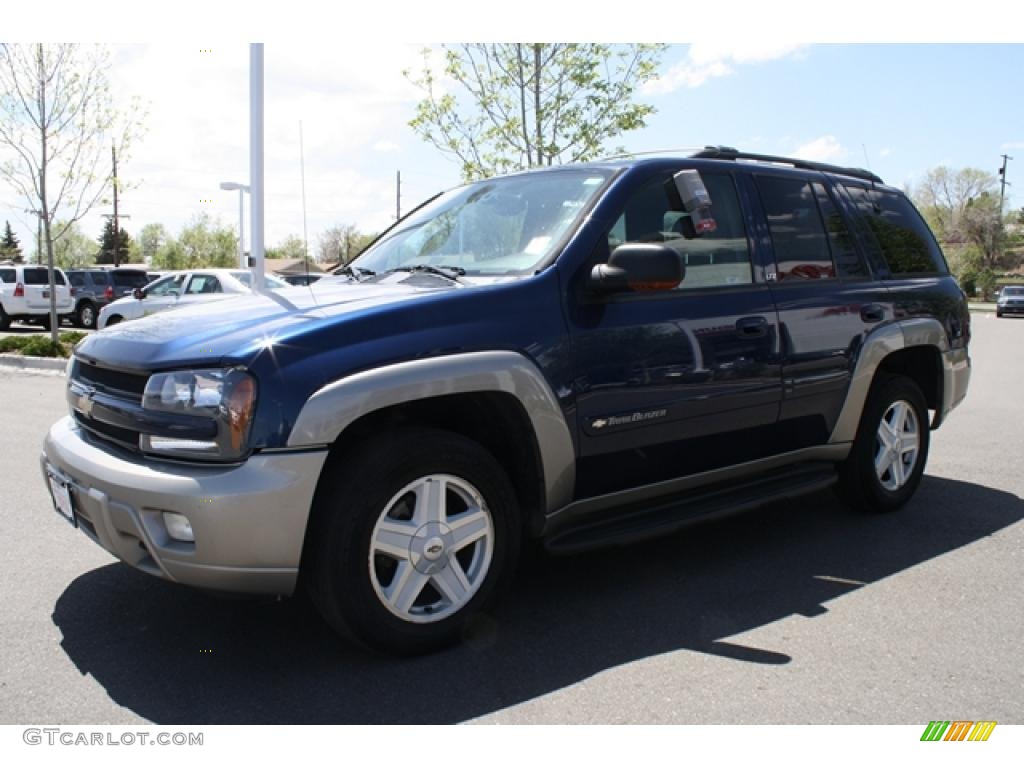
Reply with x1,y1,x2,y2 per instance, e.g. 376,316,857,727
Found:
920,721,997,742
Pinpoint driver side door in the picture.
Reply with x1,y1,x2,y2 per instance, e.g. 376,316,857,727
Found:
566,168,783,498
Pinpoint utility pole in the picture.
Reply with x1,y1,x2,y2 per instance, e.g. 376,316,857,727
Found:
396,170,401,221
102,142,130,266
998,154,1012,264
998,154,1012,216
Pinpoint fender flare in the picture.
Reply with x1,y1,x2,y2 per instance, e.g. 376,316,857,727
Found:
287,351,576,513
829,317,949,444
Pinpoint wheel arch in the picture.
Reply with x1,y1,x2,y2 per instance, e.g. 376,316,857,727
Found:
288,351,576,531
830,318,948,444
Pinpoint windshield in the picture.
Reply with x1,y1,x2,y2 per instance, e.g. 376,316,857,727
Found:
350,169,611,276
231,271,289,290
1002,287,1023,296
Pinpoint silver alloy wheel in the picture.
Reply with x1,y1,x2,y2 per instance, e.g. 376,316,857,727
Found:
874,399,920,491
368,473,494,624
80,305,95,328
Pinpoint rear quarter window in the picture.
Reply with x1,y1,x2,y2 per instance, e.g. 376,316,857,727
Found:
843,186,947,276
23,268,66,285
0,268,15,283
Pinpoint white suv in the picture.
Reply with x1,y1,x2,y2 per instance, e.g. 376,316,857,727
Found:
0,264,74,330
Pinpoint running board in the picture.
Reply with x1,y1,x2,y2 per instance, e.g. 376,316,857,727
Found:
543,462,838,555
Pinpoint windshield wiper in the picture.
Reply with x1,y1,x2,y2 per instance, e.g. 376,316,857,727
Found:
385,264,467,284
336,264,376,281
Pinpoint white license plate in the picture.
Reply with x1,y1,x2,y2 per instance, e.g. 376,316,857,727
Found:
47,469,77,527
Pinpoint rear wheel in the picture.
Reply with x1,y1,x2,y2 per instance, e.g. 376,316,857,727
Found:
76,302,97,329
837,375,930,513
0,306,9,331
104,315,122,327
305,428,520,655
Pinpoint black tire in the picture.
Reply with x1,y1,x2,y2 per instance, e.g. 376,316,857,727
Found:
836,374,930,513
76,302,97,329
104,315,122,327
304,427,521,655
38,314,52,331
996,310,1003,318
0,306,9,331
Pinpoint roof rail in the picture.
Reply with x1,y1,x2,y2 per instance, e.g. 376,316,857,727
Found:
693,145,883,184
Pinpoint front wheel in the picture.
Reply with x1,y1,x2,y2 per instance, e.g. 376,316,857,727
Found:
305,428,521,655
836,375,930,513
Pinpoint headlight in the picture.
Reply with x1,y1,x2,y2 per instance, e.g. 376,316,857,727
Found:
140,368,257,460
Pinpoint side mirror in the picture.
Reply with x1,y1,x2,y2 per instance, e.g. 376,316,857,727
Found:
589,243,684,293
133,288,144,300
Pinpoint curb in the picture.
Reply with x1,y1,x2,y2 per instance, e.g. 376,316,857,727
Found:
0,353,67,374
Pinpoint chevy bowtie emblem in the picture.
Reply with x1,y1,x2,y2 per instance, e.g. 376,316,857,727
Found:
591,418,608,429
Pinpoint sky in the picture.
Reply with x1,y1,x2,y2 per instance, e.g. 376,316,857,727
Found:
2,8,1023,262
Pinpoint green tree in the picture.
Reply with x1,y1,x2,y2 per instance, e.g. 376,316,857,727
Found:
178,214,237,268
138,222,169,264
1,220,23,262
51,221,96,268
913,166,996,243
95,217,133,265
961,192,1004,270
267,234,306,261
318,224,375,265
406,43,665,181
152,238,185,270
0,44,144,342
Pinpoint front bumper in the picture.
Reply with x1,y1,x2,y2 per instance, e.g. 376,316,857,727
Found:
997,304,1024,314
42,416,327,595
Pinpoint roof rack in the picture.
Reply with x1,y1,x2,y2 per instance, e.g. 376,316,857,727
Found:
693,145,883,184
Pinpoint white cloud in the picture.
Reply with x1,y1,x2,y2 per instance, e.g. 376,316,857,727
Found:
95,42,434,250
792,135,845,162
645,43,807,94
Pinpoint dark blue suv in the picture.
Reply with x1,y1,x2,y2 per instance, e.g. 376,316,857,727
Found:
42,147,971,654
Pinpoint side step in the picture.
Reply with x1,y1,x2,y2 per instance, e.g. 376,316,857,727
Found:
543,462,838,555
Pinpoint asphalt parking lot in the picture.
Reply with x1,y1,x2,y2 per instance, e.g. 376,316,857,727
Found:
0,312,1021,725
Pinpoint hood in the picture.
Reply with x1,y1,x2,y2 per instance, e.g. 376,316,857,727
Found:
75,278,452,371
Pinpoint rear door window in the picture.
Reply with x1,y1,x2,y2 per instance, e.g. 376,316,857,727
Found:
755,175,834,280
812,182,869,278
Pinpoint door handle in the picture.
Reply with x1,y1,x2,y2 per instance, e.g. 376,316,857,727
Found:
860,303,885,323
735,316,768,338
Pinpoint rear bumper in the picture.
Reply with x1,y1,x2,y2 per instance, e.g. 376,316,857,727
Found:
936,346,970,428
42,416,327,595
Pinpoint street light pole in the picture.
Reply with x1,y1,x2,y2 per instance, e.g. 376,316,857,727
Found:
220,182,249,269
250,43,265,292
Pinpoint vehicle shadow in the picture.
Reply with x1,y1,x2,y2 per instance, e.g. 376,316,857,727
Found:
52,475,1023,724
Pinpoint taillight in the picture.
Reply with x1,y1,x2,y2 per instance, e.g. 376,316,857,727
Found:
14,282,24,297
70,287,76,297
104,285,113,300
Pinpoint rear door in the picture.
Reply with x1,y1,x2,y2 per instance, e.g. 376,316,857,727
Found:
745,171,890,447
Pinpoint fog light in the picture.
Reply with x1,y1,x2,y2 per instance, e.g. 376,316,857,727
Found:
163,512,195,542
